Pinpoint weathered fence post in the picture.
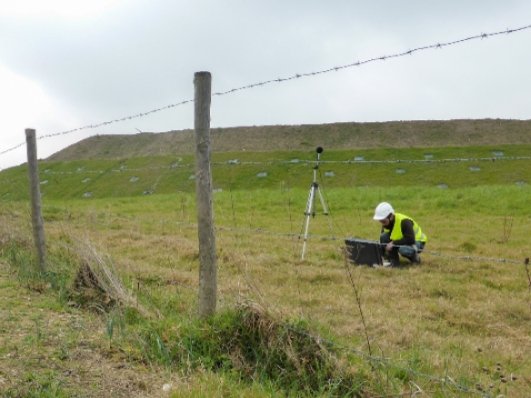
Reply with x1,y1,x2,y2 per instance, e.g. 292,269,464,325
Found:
194,71,217,318
25,128,46,272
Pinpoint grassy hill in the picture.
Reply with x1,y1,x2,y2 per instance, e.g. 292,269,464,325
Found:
1,144,529,201
0,118,515,201
1,119,530,396
47,119,531,161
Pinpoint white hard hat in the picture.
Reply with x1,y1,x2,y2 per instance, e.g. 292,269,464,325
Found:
373,202,394,221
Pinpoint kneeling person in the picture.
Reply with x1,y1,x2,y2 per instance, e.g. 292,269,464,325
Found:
372,202,427,267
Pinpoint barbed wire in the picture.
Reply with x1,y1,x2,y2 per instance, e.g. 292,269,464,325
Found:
0,97,191,157
424,249,523,265
215,155,531,168
141,219,526,267
284,324,485,396
314,156,531,165
230,225,527,266
40,162,194,175
59,213,514,395
1,210,517,396
133,212,530,393
0,142,26,156
26,154,531,176
211,24,531,96
1,23,530,158
124,255,486,395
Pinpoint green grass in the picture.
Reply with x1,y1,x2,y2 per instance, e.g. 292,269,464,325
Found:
0,145,529,200
2,371,69,398
0,146,530,396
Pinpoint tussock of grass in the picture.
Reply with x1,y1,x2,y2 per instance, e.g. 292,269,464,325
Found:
72,261,117,312
69,241,152,319
1,176,529,396
0,226,150,319
170,302,366,397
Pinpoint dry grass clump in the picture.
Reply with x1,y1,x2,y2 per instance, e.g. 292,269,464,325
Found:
72,261,117,312
70,240,151,318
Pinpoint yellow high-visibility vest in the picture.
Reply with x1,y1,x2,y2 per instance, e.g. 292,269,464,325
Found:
384,213,427,243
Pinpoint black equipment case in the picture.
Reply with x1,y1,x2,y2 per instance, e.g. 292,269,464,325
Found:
344,238,383,266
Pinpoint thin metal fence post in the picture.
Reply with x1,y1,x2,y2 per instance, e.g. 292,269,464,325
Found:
194,71,217,318
25,128,46,272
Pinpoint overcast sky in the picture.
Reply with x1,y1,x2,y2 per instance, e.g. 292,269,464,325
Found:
1,0,530,169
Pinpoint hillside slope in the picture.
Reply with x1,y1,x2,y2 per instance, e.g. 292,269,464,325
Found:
48,119,531,161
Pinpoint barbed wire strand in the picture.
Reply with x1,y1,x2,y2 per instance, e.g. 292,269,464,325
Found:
1,24,530,158
14,209,515,396
140,219,525,266
30,154,531,176
61,209,525,266
87,213,493,395
211,25,531,97
0,100,194,157
283,324,485,396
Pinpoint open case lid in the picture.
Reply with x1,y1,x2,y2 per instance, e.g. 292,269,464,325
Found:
344,238,383,266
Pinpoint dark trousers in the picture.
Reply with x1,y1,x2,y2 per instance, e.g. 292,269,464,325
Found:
380,232,425,265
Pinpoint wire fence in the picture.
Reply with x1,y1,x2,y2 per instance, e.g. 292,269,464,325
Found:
2,178,527,397
284,324,486,397
166,220,529,266
211,25,531,96
9,151,523,203
1,23,530,396
20,154,531,176
20,200,521,397
45,204,524,268
39,208,526,397
1,23,531,158
116,220,517,394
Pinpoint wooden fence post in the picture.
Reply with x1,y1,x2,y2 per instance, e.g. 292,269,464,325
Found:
194,71,217,318
25,128,46,272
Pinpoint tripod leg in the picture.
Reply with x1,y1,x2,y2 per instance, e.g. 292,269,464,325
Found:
301,185,316,260
316,185,329,215
316,186,336,240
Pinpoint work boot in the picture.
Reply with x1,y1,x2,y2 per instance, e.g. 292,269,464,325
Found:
388,251,400,267
408,252,421,264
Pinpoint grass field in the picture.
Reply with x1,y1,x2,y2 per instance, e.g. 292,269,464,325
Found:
0,144,530,397
1,144,530,200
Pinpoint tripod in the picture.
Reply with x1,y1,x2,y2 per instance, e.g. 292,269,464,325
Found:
300,147,331,260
